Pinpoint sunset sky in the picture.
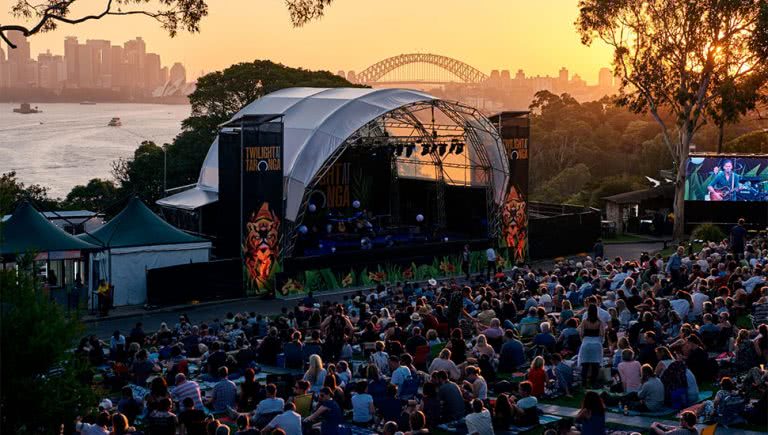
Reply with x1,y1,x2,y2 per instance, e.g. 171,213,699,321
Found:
3,0,614,81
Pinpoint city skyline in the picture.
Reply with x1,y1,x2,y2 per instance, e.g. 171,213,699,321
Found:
0,32,192,102
0,1,614,83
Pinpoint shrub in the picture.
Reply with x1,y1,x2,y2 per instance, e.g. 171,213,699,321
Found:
692,223,726,242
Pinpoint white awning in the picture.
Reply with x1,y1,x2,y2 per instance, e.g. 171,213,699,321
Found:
157,187,218,210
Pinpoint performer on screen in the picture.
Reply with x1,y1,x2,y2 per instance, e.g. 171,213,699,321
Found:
707,159,741,201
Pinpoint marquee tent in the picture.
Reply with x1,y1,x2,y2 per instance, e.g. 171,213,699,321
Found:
158,87,509,222
1,201,99,256
80,197,211,306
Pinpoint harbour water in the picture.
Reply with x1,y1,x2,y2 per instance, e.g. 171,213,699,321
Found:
0,103,190,198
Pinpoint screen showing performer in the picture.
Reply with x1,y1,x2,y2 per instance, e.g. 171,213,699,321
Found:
685,156,768,202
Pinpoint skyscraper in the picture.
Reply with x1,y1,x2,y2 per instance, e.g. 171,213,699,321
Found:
6,31,32,87
37,50,65,88
77,44,94,88
86,39,112,88
144,53,162,90
64,36,78,86
598,67,613,90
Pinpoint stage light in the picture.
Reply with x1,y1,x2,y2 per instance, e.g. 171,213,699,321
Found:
432,129,438,139
405,144,415,158
354,138,363,146
449,139,457,154
421,144,431,156
456,143,464,155
395,144,404,156
353,200,361,209
438,143,447,156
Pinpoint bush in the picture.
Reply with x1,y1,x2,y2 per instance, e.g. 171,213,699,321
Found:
692,223,726,242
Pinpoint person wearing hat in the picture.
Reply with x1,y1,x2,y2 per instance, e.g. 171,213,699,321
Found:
408,312,424,332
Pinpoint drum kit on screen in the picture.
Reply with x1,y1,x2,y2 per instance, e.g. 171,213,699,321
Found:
730,177,768,201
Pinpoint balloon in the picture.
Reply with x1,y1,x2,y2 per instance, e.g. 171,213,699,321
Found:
326,224,333,233
352,200,361,209
318,243,324,249
298,225,308,234
443,237,449,242
416,214,424,222
331,247,337,253
308,204,317,212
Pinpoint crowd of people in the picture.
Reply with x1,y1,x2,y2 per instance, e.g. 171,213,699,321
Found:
73,227,768,435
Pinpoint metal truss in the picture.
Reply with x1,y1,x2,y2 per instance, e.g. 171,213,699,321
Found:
356,53,489,84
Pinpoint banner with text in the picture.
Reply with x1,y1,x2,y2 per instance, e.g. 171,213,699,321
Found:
241,123,284,296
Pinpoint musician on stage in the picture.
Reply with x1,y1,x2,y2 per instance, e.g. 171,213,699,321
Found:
707,159,741,201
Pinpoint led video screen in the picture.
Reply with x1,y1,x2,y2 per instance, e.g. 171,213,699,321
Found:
685,156,768,202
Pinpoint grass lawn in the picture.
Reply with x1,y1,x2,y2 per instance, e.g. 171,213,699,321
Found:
603,233,652,244
656,241,704,257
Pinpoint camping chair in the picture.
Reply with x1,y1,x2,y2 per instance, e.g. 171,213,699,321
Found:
413,345,430,371
429,342,447,363
398,376,420,401
283,342,304,369
699,423,717,435
293,393,313,418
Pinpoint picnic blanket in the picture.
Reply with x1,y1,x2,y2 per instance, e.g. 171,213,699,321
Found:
608,391,713,417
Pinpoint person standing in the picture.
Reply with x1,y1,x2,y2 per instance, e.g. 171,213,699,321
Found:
485,246,497,281
462,244,471,280
730,218,747,258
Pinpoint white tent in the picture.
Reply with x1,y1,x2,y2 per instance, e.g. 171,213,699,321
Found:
158,87,509,221
81,198,211,306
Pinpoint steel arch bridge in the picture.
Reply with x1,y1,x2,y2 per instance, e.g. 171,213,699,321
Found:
356,53,489,84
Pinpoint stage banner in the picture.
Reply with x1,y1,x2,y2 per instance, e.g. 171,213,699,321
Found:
489,112,530,263
240,123,284,296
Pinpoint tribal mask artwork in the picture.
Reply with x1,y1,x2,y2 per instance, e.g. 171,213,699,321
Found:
243,202,280,289
501,185,528,261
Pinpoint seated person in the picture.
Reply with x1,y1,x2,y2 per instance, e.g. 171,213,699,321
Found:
532,322,556,353
617,349,642,393
549,354,573,397
498,329,526,372
509,381,539,426
650,411,697,435
623,364,665,412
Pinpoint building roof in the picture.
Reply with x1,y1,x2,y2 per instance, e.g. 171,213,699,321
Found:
79,197,206,248
159,87,509,221
1,201,99,255
603,184,675,205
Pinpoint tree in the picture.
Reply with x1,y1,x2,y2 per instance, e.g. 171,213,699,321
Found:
0,171,58,215
63,178,120,212
111,140,166,206
1,0,334,48
577,0,768,239
184,59,361,137
0,260,96,434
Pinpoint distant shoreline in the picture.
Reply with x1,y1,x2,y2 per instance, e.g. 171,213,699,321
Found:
1,96,190,105
0,88,190,105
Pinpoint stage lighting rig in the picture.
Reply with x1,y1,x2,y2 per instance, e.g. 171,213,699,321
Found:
405,143,415,158
438,142,447,156
421,144,431,156
455,142,464,155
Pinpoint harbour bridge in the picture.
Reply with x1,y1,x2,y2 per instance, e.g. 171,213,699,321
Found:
353,53,489,85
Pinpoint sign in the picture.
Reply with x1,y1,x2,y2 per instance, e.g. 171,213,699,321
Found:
316,161,351,208
241,124,284,295
490,112,530,263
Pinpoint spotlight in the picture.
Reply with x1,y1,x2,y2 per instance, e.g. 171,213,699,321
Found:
405,143,415,158
438,143,447,156
449,139,458,154
395,144,404,156
456,143,464,155
432,129,438,139
421,144,431,156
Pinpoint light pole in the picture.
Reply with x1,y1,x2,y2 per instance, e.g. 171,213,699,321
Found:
162,144,167,194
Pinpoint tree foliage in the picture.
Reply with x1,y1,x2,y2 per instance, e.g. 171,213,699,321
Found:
63,178,120,212
2,0,334,48
576,0,768,238
0,171,58,215
0,261,96,434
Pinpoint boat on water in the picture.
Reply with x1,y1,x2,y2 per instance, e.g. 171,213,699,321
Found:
12,103,42,114
107,117,122,127
80,101,97,105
